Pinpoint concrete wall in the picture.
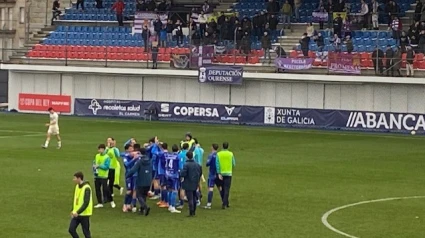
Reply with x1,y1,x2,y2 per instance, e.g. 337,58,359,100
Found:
8,71,425,114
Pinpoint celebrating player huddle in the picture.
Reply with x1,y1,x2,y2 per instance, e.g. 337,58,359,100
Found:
92,132,236,216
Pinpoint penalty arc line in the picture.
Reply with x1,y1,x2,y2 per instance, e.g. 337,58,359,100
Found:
321,195,425,238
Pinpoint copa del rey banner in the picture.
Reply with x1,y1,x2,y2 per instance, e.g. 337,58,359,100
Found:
73,98,425,133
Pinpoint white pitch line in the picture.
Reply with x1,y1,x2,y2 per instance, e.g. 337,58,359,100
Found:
0,129,40,134
0,133,44,139
321,196,425,238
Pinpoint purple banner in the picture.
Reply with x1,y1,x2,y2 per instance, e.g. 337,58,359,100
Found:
190,45,214,68
328,52,361,74
312,11,328,22
74,98,151,118
275,58,313,70
74,98,425,133
198,66,243,85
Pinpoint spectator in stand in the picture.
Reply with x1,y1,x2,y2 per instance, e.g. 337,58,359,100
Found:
267,0,280,15
202,1,211,14
221,17,230,41
157,0,167,12
393,47,402,77
235,26,243,49
258,11,267,36
314,32,324,52
326,0,333,28
142,25,149,51
111,0,125,27
421,3,425,22
192,31,201,46
96,0,103,9
399,31,410,53
153,17,162,35
242,17,252,35
391,16,400,43
252,13,260,39
261,31,272,63
409,22,419,49
166,19,174,43
344,35,353,54
317,6,326,30
419,30,425,53
371,0,379,30
52,0,61,25
175,20,184,46
316,0,324,10
372,47,384,75
333,0,345,12
275,46,287,58
269,14,278,39
299,33,310,57
306,22,315,37
281,1,292,30
203,32,212,45
406,46,415,77
294,0,302,21
209,19,218,35
360,0,369,29
415,0,422,22
342,16,352,38
227,18,236,41
151,41,158,69
241,31,251,57
333,13,343,38
189,18,197,34
385,45,394,76
147,0,156,11
198,11,208,38
229,12,238,25
217,12,226,38
331,33,341,52
159,25,167,47
76,0,85,11
386,1,399,26
137,0,147,11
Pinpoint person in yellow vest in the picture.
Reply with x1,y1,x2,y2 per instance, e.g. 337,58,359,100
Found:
69,171,93,238
93,144,114,208
106,138,123,197
180,132,196,152
216,142,236,210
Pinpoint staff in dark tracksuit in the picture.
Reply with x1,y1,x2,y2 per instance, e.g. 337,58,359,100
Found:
180,151,202,217
216,142,236,209
69,172,93,238
126,148,152,216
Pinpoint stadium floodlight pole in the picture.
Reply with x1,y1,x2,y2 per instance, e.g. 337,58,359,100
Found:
233,27,237,66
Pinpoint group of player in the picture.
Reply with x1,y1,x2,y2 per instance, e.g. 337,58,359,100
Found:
105,132,223,214
40,108,224,213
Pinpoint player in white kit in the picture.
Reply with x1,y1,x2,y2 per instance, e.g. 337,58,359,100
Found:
42,107,62,149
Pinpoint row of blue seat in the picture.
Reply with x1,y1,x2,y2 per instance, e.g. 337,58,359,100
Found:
43,38,190,47
61,13,130,21
49,32,192,41
65,8,135,14
56,25,131,33
296,44,398,52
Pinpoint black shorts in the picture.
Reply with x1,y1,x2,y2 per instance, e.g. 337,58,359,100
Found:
215,177,224,188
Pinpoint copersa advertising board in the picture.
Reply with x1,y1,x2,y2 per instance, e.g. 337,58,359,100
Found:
156,102,242,123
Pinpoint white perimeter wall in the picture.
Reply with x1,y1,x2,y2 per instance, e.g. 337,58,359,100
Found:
8,71,425,114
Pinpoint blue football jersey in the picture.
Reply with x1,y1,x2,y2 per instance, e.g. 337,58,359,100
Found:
165,152,180,179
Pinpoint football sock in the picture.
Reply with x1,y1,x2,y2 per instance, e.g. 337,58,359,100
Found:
44,141,49,147
154,189,160,196
207,191,213,204
57,141,61,147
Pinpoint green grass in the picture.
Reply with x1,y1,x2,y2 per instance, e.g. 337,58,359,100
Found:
0,113,425,238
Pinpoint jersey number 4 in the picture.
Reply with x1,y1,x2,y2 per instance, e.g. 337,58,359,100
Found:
168,160,173,169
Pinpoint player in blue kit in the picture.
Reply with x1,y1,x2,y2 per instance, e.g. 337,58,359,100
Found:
204,143,223,209
122,143,139,212
177,143,189,209
145,137,161,199
156,142,169,208
165,144,182,214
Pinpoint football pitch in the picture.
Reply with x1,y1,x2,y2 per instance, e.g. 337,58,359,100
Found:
1,113,425,238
